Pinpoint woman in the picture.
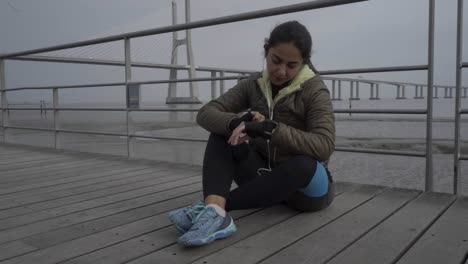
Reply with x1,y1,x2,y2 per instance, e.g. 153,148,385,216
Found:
169,20,335,246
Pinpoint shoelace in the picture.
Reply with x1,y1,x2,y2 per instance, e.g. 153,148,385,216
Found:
191,207,217,225
188,203,206,221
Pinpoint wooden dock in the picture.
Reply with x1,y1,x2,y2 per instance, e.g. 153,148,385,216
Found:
0,143,467,264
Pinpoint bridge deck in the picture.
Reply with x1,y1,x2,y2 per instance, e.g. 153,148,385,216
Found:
0,143,467,264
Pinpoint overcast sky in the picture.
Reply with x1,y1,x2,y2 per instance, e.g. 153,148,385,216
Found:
1,0,467,104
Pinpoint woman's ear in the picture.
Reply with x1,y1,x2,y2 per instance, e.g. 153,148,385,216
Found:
263,38,270,54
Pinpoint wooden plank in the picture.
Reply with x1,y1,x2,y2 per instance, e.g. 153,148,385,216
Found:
0,150,30,156
0,168,197,219
0,153,130,177
259,188,421,264
0,173,201,230
0,159,114,182
327,192,456,264
1,207,257,264
397,196,468,264
63,208,277,264
0,153,67,166
0,181,202,244
0,157,124,182
0,157,144,185
0,156,83,172
0,158,103,178
0,147,40,156
0,161,137,188
0,241,38,261
0,152,54,162
0,182,353,261
0,165,153,196
0,191,203,261
0,167,174,211
179,185,387,264
80,182,357,264
21,191,203,249
0,165,186,202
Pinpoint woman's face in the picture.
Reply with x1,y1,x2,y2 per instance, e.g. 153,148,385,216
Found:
266,42,304,86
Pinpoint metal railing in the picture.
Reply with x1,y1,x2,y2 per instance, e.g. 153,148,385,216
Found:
1,0,464,193
454,0,467,194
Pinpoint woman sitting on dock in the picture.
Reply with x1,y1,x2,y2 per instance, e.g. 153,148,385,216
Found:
169,20,336,246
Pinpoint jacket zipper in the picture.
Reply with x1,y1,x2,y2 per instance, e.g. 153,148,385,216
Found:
269,91,302,164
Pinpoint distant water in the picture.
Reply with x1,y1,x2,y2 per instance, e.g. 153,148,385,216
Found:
1,97,468,195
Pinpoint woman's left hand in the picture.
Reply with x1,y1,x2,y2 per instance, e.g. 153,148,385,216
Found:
228,122,251,146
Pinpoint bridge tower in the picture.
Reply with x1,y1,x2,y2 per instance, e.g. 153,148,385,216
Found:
166,0,202,104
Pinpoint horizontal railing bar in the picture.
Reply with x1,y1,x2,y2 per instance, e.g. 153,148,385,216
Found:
461,155,468,160
461,109,468,114
0,0,368,59
0,125,431,157
130,108,200,112
1,107,201,112
5,54,463,89
130,135,207,142
0,107,427,115
4,126,124,136
321,76,468,89
335,147,426,157
3,125,206,142
3,108,126,111
334,109,428,114
5,55,256,74
4,82,125,91
320,65,429,75
463,62,468,68
10,55,463,86
3,126,54,133
132,76,249,85
4,76,250,92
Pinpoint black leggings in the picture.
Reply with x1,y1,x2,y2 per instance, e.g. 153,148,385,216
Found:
202,133,334,212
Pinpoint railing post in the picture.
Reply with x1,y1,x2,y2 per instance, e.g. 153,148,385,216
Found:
211,71,217,100
376,83,379,99
454,0,463,195
124,38,133,158
53,88,59,149
356,81,360,99
0,59,6,143
220,71,225,95
425,0,435,192
332,80,336,100
338,80,342,100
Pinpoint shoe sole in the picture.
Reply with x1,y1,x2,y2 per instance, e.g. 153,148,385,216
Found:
180,220,237,246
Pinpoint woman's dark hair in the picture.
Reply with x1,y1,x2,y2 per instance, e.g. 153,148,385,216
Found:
264,21,318,73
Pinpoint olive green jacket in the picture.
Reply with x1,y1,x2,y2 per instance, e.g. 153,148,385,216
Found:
196,65,335,164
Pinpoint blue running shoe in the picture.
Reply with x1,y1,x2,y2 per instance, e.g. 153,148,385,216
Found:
177,206,237,246
168,200,205,234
